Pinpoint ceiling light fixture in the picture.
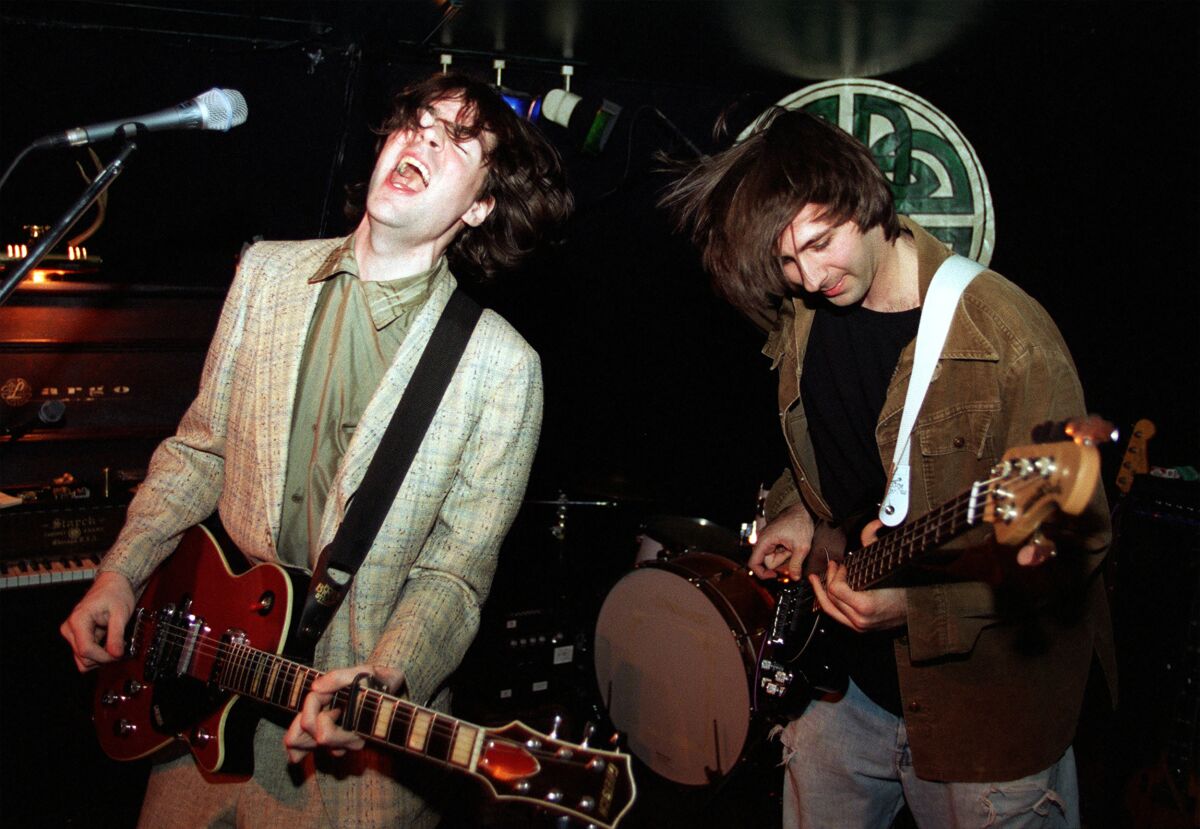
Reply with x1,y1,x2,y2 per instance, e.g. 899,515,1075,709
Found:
541,65,620,154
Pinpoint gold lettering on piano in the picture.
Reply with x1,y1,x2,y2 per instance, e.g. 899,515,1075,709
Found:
373,698,396,739
408,710,433,752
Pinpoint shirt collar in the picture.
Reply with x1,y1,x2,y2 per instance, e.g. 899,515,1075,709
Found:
308,237,444,331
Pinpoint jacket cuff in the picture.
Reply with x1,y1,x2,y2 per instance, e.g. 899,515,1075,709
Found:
765,470,801,521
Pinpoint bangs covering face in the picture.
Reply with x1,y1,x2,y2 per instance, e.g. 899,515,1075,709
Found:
353,71,573,279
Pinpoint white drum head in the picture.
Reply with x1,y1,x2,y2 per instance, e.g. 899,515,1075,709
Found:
594,566,752,785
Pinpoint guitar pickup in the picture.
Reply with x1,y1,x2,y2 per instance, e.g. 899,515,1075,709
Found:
176,614,208,676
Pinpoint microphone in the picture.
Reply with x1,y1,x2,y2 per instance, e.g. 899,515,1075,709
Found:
32,88,248,149
1,398,66,438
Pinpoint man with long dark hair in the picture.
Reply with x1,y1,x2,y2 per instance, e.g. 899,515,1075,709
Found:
665,108,1112,827
61,73,571,827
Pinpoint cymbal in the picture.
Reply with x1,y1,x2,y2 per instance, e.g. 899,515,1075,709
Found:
525,496,620,507
641,515,741,558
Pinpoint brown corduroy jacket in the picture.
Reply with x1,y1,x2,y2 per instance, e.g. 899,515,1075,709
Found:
763,218,1115,782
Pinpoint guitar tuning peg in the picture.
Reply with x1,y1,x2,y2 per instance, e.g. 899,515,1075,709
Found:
549,714,563,740
579,721,596,748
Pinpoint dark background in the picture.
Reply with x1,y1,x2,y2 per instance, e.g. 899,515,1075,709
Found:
1,1,1197,827
2,0,1197,515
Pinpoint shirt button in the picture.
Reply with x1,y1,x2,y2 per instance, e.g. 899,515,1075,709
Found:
952,436,966,448
291,493,303,503
908,700,922,713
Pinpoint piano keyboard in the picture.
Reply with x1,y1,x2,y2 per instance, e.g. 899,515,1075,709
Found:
1,552,101,590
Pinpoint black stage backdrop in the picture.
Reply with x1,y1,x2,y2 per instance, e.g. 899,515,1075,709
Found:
0,3,1197,824
2,1,1196,518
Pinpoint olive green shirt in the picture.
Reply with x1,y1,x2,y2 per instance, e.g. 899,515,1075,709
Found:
278,241,442,567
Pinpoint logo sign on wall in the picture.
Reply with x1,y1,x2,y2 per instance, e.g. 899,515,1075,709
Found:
743,79,994,266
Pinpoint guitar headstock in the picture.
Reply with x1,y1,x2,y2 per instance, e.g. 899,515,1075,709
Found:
984,440,1100,546
1116,418,1156,494
474,720,636,828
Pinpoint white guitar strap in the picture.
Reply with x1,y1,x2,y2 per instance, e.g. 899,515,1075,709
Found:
878,254,985,526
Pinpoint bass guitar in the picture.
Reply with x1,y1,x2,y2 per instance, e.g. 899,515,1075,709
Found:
758,439,1100,713
93,524,636,828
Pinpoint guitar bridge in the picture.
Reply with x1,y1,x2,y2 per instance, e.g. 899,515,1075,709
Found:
141,603,209,681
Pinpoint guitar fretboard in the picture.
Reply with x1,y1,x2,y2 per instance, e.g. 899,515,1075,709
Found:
844,487,981,590
215,641,482,771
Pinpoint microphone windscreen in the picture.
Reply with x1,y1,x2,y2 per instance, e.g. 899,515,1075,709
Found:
197,88,249,131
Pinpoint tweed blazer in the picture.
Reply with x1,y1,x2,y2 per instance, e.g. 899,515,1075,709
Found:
100,237,543,822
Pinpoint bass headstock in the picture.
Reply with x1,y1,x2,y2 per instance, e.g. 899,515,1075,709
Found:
984,440,1100,546
1116,418,1156,494
474,720,636,828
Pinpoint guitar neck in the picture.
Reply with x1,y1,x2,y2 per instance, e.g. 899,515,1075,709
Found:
217,643,482,771
843,489,979,591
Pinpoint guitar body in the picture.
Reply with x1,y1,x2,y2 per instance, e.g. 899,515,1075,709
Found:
94,523,309,776
758,520,852,716
91,525,638,827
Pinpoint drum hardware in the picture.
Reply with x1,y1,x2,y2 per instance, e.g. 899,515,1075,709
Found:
634,515,741,564
739,483,769,546
525,491,619,541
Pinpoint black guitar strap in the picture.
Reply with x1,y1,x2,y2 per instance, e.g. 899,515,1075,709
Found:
296,287,483,651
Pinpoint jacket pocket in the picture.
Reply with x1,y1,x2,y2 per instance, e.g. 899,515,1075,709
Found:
916,401,1000,511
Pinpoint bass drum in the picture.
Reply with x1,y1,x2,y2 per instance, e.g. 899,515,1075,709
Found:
593,553,774,785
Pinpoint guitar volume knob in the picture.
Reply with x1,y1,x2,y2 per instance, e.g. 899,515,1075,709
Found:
114,719,137,736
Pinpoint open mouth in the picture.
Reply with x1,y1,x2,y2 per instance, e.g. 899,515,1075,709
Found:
395,157,430,191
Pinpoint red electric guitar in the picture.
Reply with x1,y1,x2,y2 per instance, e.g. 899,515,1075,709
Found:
93,525,636,828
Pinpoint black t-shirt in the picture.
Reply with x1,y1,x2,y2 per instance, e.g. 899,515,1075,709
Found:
800,302,921,715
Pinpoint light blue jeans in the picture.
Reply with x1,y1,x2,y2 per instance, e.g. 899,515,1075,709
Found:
779,681,1079,828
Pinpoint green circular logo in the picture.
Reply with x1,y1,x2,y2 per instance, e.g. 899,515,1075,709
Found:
743,79,994,265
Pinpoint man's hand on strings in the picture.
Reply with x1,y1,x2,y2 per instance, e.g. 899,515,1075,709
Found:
808,518,907,632
60,571,135,672
284,664,405,764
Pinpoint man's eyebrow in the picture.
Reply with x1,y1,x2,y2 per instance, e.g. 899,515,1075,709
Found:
800,228,832,249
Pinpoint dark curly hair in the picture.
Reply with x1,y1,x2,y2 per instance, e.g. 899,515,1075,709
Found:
662,108,899,316
351,72,573,279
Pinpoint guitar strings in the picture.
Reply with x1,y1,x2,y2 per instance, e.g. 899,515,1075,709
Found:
117,623,588,761
843,473,1003,589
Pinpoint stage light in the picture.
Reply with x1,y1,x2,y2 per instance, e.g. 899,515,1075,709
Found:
488,57,543,122
541,65,621,155
501,90,543,121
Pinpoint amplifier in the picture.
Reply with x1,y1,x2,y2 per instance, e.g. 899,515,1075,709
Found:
451,604,590,734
